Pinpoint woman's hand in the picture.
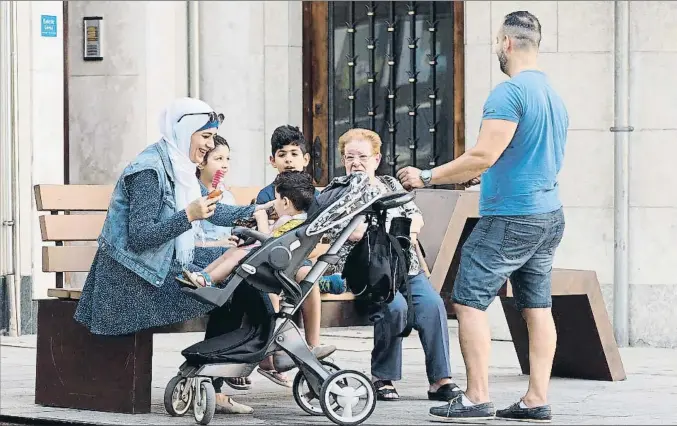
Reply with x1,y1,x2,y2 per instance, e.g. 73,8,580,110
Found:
186,196,220,222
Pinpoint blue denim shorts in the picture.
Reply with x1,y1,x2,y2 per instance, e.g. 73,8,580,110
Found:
452,208,565,311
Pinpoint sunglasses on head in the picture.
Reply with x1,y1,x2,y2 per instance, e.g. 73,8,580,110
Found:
177,111,224,124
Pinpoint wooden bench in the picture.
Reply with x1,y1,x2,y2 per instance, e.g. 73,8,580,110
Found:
33,184,625,415
32,184,473,413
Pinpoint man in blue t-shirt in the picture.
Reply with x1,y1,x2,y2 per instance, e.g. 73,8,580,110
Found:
398,11,567,423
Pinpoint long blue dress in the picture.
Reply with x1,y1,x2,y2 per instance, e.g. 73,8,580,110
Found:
73,170,257,336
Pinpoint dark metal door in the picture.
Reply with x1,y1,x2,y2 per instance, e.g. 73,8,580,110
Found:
303,1,465,185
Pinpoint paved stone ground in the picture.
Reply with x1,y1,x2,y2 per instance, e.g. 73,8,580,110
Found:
2,322,677,425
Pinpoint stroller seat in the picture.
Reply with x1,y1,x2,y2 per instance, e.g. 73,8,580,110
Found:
181,316,275,366
166,172,415,426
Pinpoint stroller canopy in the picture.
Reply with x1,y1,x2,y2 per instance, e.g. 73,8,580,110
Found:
306,172,382,236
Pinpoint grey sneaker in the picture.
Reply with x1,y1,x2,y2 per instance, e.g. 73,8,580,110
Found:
429,395,495,423
496,401,552,423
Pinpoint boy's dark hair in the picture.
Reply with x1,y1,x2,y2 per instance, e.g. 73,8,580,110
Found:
270,125,307,156
273,170,315,212
196,135,230,178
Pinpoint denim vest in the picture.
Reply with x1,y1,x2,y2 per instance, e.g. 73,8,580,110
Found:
98,140,178,287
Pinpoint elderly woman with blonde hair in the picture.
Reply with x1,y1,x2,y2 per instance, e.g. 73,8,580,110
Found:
322,128,460,402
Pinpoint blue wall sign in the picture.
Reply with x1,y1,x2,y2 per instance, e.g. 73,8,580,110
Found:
41,15,57,37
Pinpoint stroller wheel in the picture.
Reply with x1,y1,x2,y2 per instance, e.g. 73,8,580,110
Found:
320,370,376,426
164,375,192,417
293,360,341,416
193,379,216,425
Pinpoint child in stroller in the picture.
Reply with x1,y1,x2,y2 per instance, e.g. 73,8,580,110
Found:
179,170,334,387
165,172,416,426
177,170,315,289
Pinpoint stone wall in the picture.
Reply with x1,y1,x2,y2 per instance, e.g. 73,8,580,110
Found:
199,1,303,187
67,1,188,184
51,0,677,346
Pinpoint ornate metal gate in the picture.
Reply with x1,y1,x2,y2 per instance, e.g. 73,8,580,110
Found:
303,1,464,185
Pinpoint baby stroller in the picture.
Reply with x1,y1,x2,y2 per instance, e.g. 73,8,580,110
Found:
164,172,415,426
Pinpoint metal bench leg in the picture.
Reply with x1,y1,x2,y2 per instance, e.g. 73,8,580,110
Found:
35,299,154,413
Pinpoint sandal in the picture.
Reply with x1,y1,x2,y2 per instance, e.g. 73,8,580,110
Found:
373,380,400,401
175,274,194,288
178,268,212,288
256,368,292,388
224,377,252,391
428,382,463,401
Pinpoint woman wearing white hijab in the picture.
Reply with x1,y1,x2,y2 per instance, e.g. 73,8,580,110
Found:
75,97,270,414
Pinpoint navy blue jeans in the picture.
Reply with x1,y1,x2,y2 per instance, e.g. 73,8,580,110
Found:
370,272,452,384
453,208,565,311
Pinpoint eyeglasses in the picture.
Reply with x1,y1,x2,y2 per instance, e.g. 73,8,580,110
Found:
177,111,224,124
344,154,373,164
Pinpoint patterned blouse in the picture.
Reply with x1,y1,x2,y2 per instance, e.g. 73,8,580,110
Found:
324,175,423,277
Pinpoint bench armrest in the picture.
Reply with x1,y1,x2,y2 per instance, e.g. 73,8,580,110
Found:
232,227,270,243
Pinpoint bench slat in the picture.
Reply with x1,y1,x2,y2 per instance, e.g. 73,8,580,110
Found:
42,246,98,272
47,288,82,300
46,288,71,299
35,184,114,212
39,215,105,242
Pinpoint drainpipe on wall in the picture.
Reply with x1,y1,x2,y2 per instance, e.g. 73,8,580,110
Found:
187,1,200,98
0,0,16,336
0,0,20,337
0,2,9,279
10,0,21,336
612,0,631,347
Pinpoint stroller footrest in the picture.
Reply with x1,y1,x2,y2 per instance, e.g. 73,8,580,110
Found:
180,277,243,307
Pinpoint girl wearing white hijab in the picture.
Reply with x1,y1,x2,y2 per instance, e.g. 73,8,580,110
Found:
75,97,270,414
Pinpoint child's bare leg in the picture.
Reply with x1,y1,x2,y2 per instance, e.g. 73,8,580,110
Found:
207,249,248,283
260,294,280,372
295,266,321,347
186,249,247,287
258,291,290,387
204,247,239,275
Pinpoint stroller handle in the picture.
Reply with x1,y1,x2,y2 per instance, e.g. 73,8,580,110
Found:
371,190,416,212
232,227,270,243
